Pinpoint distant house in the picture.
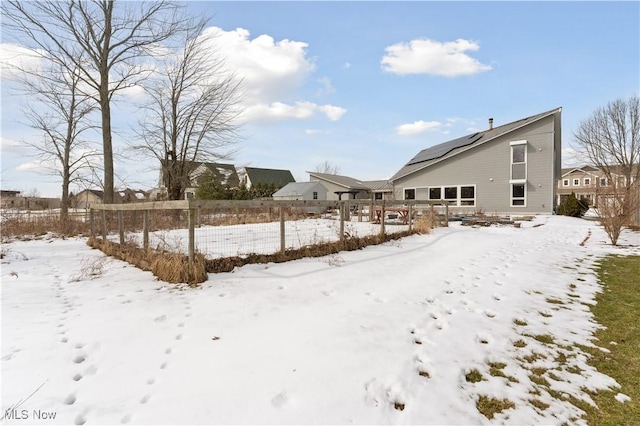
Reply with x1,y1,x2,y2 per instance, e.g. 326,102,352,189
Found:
308,172,393,200
70,190,104,209
556,166,602,206
1,191,61,210
241,167,295,189
177,162,240,199
390,108,563,214
273,181,327,201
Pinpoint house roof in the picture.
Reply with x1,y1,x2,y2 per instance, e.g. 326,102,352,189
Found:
197,162,240,187
307,172,371,190
560,166,600,177
363,180,393,192
244,167,295,187
391,107,562,181
273,181,323,197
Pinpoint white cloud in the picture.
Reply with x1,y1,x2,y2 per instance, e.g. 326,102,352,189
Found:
317,77,335,96
0,43,44,80
381,38,492,77
306,129,322,135
240,101,346,124
203,27,316,104
396,120,441,136
319,105,347,121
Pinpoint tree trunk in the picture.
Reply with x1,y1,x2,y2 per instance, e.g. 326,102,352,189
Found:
100,79,114,204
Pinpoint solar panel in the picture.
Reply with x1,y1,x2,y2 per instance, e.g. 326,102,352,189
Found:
406,132,484,166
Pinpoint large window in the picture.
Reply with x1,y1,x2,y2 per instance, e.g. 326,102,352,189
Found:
511,183,526,206
573,178,580,186
374,192,383,200
460,186,475,206
510,141,527,180
427,185,475,207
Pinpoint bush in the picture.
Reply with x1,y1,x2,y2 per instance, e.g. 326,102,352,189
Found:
557,192,589,217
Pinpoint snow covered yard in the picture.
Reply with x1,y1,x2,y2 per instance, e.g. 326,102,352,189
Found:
2,216,639,425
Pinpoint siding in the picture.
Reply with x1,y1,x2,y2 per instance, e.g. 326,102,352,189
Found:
394,115,559,214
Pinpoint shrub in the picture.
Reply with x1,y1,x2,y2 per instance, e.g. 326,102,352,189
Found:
557,192,589,217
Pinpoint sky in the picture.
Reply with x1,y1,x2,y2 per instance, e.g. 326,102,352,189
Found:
3,216,639,424
1,1,639,198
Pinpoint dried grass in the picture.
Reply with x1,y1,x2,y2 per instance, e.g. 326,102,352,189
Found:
87,237,207,285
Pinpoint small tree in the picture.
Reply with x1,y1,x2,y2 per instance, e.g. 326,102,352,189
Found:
557,193,589,217
195,171,231,200
314,161,341,175
573,95,640,244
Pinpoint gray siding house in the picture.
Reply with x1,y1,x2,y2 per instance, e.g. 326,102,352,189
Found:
390,108,562,214
308,172,393,200
273,181,327,200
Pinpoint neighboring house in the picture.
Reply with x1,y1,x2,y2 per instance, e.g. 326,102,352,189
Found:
1,191,61,210
308,172,393,200
556,166,603,206
558,164,640,225
390,108,563,214
183,162,240,199
71,190,107,209
273,181,327,201
117,189,148,203
240,167,295,189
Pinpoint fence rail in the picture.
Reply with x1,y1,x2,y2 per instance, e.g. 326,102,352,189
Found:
90,199,449,282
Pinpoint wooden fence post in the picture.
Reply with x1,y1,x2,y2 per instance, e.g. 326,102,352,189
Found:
101,210,107,240
380,200,386,236
408,202,413,232
89,209,94,238
118,211,125,244
340,202,345,241
143,210,149,250
444,202,449,227
188,207,195,283
280,206,286,254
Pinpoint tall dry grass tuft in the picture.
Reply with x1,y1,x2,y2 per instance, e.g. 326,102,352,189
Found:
87,237,207,285
413,211,436,234
1,211,89,238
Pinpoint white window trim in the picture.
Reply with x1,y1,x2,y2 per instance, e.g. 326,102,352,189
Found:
563,179,570,186
573,178,580,186
426,184,476,207
510,183,526,207
510,141,527,180
403,187,416,200
583,178,591,186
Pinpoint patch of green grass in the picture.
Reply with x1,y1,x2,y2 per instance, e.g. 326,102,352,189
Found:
465,368,484,383
577,255,640,425
476,395,515,420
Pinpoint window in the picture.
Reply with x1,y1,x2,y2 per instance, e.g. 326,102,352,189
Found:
563,179,569,186
374,192,383,200
313,191,318,200
584,178,591,186
427,185,475,207
444,187,457,200
600,177,609,186
511,183,526,206
510,141,527,180
573,178,580,186
404,189,415,200
460,186,475,206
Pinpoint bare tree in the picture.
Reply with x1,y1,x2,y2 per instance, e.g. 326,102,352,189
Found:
18,61,99,227
2,0,187,203
315,160,341,175
573,95,640,244
134,19,242,201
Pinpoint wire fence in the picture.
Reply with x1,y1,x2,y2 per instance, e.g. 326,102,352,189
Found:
89,199,449,282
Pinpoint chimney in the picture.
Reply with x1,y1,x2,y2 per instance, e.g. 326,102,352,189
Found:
488,118,494,130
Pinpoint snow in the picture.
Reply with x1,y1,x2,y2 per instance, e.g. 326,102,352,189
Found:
2,216,639,425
